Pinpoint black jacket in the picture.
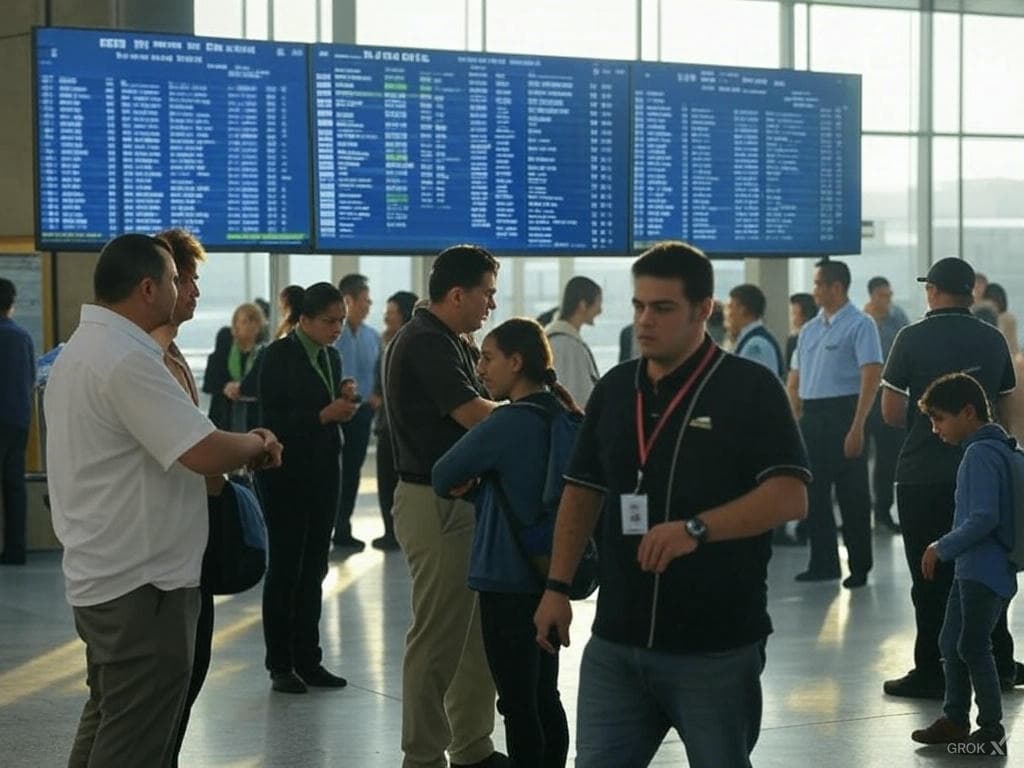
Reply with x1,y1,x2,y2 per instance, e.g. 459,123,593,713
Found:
257,333,343,479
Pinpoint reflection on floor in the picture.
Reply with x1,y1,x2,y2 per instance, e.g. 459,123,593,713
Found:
1,498,1021,767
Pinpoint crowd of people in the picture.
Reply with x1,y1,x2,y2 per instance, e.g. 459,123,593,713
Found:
1,235,1023,766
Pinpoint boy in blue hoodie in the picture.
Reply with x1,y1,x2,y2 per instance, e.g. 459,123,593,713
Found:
911,372,1017,755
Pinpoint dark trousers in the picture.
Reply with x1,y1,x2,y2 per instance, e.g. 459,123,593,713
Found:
800,397,872,576
866,398,903,520
334,403,373,542
171,589,214,766
0,424,28,561
69,585,199,768
259,463,339,673
897,483,1015,680
479,591,568,768
375,427,398,541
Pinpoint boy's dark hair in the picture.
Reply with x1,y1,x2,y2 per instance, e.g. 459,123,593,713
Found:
789,292,817,324
918,372,992,423
300,282,343,318
559,276,602,320
0,277,15,314
632,240,713,304
867,276,890,295
428,244,500,303
815,258,851,293
728,284,766,319
338,273,369,299
387,290,419,324
94,233,172,304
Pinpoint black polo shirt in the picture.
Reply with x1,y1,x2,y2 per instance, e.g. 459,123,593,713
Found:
882,307,1015,485
384,308,489,481
566,335,811,654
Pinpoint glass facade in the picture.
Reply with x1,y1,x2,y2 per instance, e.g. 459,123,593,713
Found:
190,0,1024,380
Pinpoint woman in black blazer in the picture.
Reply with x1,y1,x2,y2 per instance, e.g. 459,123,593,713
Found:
257,282,359,694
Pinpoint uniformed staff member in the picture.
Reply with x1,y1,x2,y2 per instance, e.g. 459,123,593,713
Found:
880,257,1022,699
788,259,883,589
725,283,784,377
534,241,810,768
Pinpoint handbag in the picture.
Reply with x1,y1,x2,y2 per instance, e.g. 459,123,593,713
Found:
201,479,268,595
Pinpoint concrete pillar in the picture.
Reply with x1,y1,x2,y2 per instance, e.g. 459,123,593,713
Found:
744,258,790,345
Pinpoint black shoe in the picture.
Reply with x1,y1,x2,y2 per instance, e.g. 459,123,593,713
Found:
842,573,868,589
297,665,347,688
884,670,944,700
999,660,1024,691
451,752,511,768
332,536,366,552
270,670,308,694
966,724,1007,755
875,515,902,534
795,570,840,583
371,535,400,551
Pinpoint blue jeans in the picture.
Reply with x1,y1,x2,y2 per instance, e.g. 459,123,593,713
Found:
940,578,1008,729
576,635,765,768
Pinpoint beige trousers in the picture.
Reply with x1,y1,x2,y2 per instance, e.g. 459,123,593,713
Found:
393,481,496,768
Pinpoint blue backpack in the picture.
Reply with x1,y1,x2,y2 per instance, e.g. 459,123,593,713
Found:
493,401,599,599
978,434,1024,572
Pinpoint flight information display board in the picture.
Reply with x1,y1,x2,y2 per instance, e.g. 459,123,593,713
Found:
312,44,630,254
34,27,312,251
632,63,861,256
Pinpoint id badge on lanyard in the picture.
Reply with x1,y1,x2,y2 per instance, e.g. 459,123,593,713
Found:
621,344,716,536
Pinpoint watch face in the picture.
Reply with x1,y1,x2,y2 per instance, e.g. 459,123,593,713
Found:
686,518,707,540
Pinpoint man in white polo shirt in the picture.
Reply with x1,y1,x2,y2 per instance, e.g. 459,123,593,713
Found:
45,233,282,768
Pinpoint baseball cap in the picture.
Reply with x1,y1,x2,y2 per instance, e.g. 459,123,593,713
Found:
917,257,975,296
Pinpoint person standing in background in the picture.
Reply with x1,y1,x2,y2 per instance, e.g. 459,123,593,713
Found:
725,283,784,377
981,283,1019,358
0,277,35,566
863,276,909,534
786,293,817,374
257,282,359,694
333,274,382,551
203,303,265,432
546,276,602,407
275,284,304,340
788,259,883,589
372,290,418,551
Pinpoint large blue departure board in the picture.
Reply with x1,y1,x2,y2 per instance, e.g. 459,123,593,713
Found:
632,63,861,256
311,44,630,254
34,27,312,252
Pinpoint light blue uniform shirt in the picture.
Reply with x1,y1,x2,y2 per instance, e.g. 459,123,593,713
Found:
735,320,783,376
335,321,381,400
792,302,883,400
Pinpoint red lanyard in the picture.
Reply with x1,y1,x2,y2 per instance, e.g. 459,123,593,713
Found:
635,343,717,469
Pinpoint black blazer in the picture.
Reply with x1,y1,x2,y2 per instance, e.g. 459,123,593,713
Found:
257,332,343,478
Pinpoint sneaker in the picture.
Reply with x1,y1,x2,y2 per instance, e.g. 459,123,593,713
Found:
451,752,511,768
966,725,1008,756
911,716,969,745
297,665,348,688
270,670,308,694
884,670,944,700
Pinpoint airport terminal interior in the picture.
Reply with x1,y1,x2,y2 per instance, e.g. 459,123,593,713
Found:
3,0,1024,766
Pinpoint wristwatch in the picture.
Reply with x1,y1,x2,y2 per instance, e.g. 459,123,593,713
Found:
684,517,708,544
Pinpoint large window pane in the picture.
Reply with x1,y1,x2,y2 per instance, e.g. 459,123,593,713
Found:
274,0,317,42
933,136,960,260
289,254,332,287
962,138,1024,350
933,13,959,133
486,0,636,59
195,0,242,37
791,136,922,319
658,0,779,68
361,256,415,326
963,15,1024,134
357,0,468,50
810,6,919,132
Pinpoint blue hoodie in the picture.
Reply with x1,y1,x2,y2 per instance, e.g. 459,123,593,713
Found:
432,391,559,594
935,423,1018,599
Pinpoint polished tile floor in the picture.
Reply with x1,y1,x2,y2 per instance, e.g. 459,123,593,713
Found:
2,486,1021,767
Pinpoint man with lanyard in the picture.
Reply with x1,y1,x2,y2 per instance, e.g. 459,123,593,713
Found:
787,259,883,589
881,257,1023,699
725,283,784,377
534,241,810,768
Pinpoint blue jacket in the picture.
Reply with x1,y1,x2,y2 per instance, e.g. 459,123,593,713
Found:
0,317,36,429
935,423,1018,598
432,391,558,594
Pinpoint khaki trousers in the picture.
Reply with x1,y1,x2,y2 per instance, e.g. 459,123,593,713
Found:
68,585,200,768
393,481,496,768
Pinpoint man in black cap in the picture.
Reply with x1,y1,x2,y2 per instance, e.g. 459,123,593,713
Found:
880,257,1022,698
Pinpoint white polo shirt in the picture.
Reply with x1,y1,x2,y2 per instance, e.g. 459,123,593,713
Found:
45,305,216,607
